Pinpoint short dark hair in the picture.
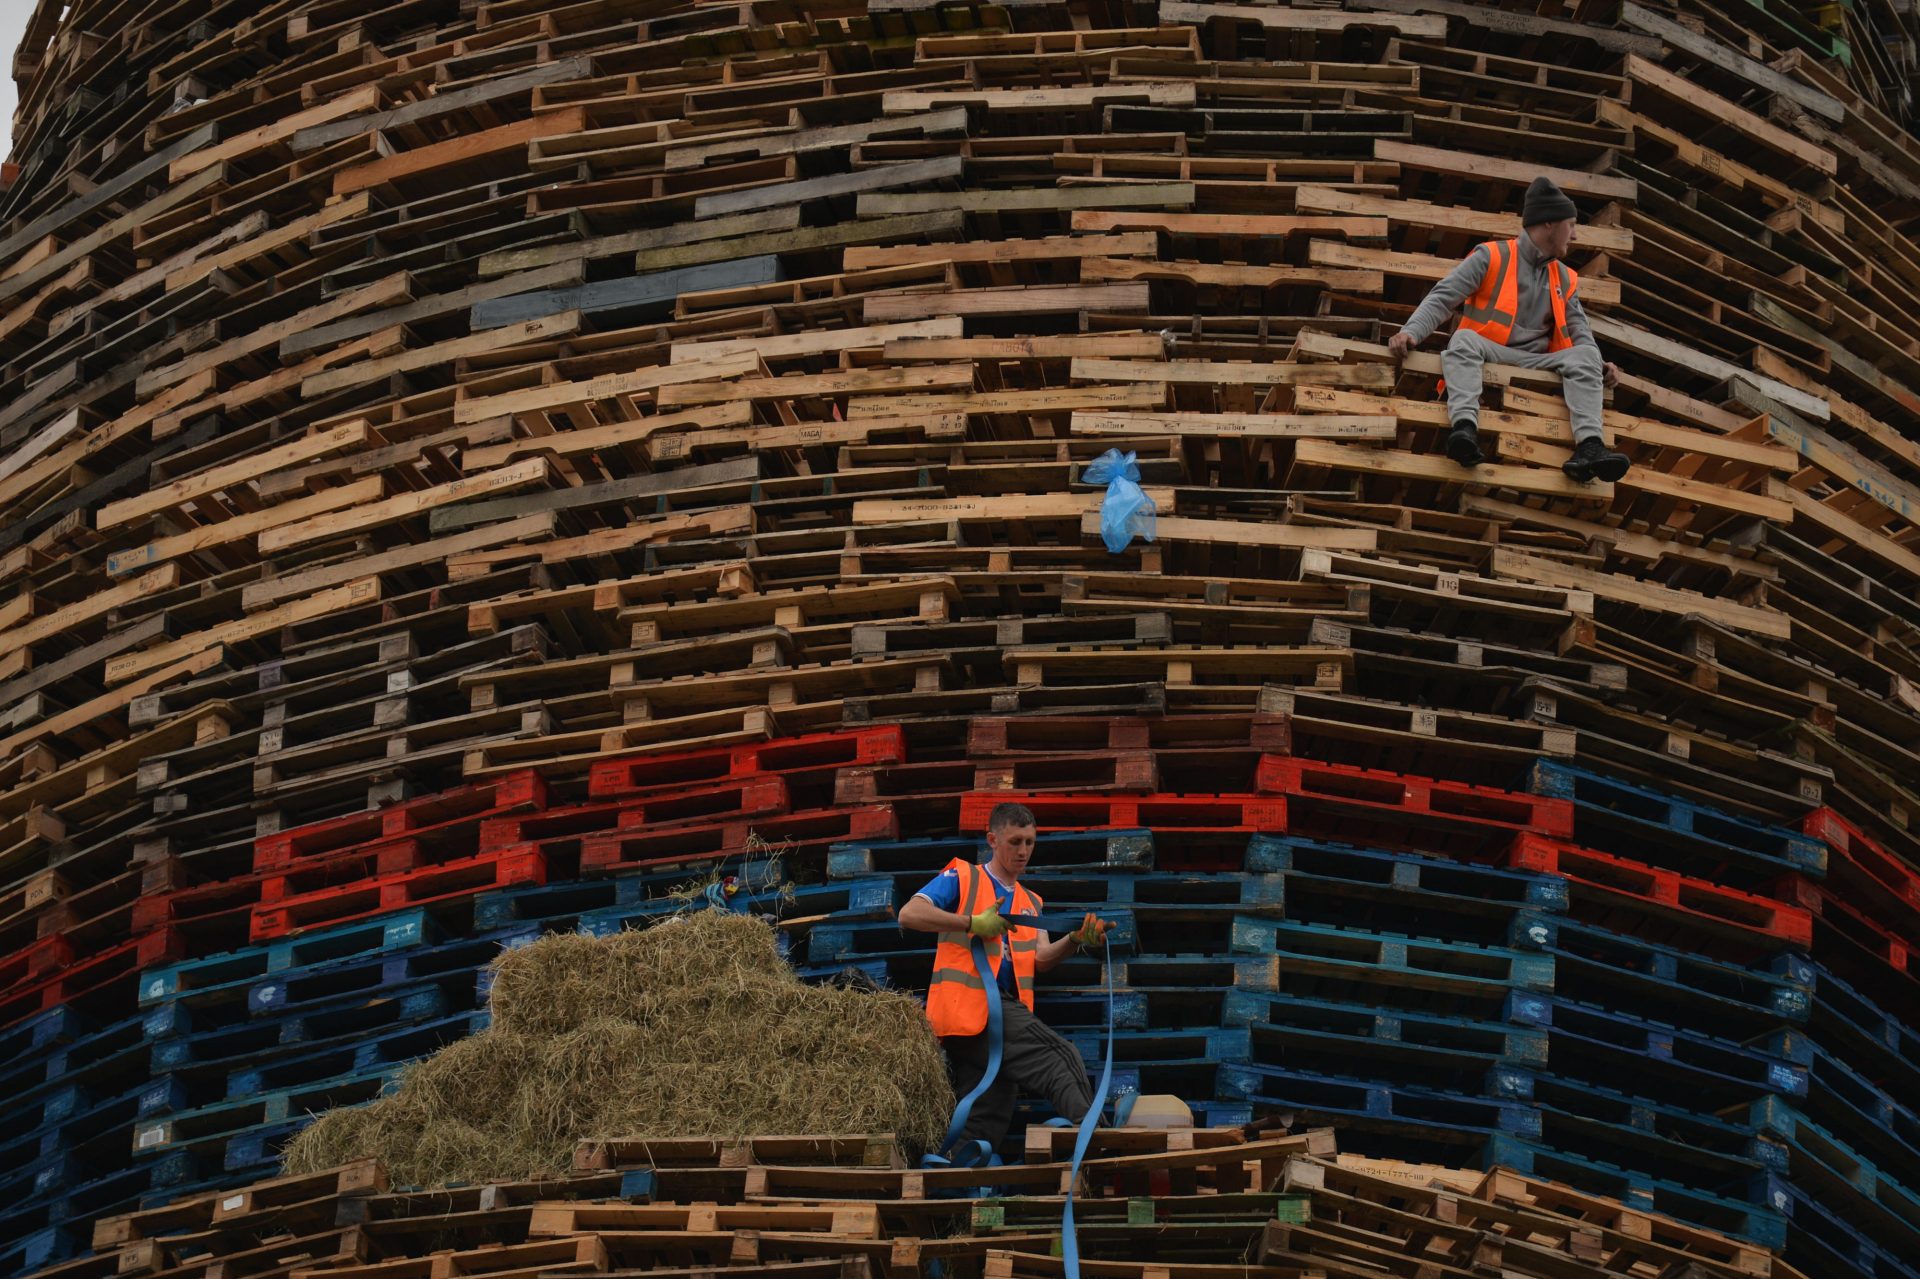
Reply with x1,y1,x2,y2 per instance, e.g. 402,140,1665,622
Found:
987,802,1036,833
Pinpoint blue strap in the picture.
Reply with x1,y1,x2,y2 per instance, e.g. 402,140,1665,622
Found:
926,903,1115,1279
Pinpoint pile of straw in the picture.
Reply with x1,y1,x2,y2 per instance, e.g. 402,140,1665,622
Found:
282,912,952,1185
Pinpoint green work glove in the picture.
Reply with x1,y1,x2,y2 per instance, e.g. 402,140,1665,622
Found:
1071,912,1111,948
968,908,1009,939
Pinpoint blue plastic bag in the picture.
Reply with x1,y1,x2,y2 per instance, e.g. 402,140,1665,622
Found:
1081,448,1157,554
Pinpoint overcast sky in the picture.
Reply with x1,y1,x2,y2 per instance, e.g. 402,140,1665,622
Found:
0,0,39,161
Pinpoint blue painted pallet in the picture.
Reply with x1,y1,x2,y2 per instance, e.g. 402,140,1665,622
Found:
0,1013,149,1141
1548,917,1812,1033
578,876,895,937
1016,870,1285,916
1779,1178,1920,1279
827,830,1154,880
0,1004,88,1071
1226,991,1548,1096
1483,1132,1788,1249
224,1010,485,1101
1221,1062,1539,1141
1810,963,1920,1106
0,1224,70,1279
1035,989,1149,1031
1228,917,1555,1010
146,979,467,1076
1514,996,1808,1101
475,857,785,930
1491,1067,1787,1185
0,1082,146,1202
1526,761,1826,884
1770,1051,1920,1207
1751,1099,1920,1264
808,910,1139,965
1246,834,1565,948
138,907,442,1005
1055,1026,1248,1070
130,1068,401,1184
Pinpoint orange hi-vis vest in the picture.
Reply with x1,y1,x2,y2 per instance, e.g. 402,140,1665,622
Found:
1458,238,1579,352
924,859,1043,1038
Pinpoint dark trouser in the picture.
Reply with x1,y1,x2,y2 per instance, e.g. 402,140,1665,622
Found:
942,999,1095,1153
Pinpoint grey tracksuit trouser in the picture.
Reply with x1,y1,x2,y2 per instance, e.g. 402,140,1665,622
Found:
942,999,1094,1153
1444,327,1605,444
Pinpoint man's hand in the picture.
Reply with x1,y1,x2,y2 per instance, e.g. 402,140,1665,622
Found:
1603,361,1622,390
1387,332,1417,361
1070,913,1112,948
968,908,1009,939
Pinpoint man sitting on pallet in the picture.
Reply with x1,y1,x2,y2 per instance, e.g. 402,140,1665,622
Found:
897,802,1111,1157
1387,175,1632,484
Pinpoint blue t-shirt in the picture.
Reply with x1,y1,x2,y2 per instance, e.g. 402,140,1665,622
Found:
914,864,1040,994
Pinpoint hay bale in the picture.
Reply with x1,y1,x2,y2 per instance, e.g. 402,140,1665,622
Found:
282,912,952,1185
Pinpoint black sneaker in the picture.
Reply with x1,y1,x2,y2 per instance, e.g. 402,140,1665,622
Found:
1562,437,1629,483
1444,420,1483,468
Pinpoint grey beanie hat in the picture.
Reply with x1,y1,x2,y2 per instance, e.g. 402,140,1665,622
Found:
1521,176,1578,226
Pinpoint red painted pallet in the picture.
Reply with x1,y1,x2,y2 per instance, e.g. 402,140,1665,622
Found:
1505,835,1813,950
250,848,547,941
956,793,1287,833
1256,757,1574,849
1800,807,1920,932
0,930,179,1030
968,714,1292,755
253,771,547,869
256,837,454,905
613,776,790,829
1773,876,1918,986
580,805,898,874
589,727,908,799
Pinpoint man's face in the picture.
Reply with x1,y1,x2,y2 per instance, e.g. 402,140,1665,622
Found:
1533,217,1576,260
987,823,1037,879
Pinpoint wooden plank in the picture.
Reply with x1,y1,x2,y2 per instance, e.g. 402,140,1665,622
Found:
0,566,179,661
864,283,1150,322
0,123,215,268
635,212,964,275
848,384,1167,417
1290,187,1633,253
0,618,168,713
856,182,1195,216
281,261,585,359
1072,210,1392,240
885,335,1165,361
471,255,782,328
1080,258,1383,292
447,507,755,575
430,458,760,534
0,649,225,762
656,364,974,408
1462,495,1778,581
301,312,583,398
96,421,371,530
172,84,381,180
463,403,754,470
1767,478,1920,583
1624,55,1836,176
106,477,385,577
694,156,962,220
257,458,551,553
292,58,592,151
1489,548,1790,639
333,107,588,195
1161,1,1444,34
1762,413,1920,524
844,232,1158,270
0,162,226,310
652,415,966,462
663,107,969,169
1349,0,1663,55
1587,315,1831,421
1373,140,1638,201
1619,3,1843,124
104,580,381,685
854,492,1173,523
1594,101,1836,229
453,352,760,424
882,84,1199,112
671,317,961,365
1292,439,1611,501
1493,436,1794,521
1091,513,1378,550
1069,357,1397,389
482,208,798,276
243,514,555,610
1073,410,1396,440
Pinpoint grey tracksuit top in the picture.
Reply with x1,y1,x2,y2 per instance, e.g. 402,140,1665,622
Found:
1400,233,1601,355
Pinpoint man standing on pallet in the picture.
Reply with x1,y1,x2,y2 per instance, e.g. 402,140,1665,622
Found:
897,801,1112,1156
1387,175,1632,484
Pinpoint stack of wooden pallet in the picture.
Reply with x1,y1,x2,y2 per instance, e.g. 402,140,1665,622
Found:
29,1127,1813,1279
4,0,1920,1272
